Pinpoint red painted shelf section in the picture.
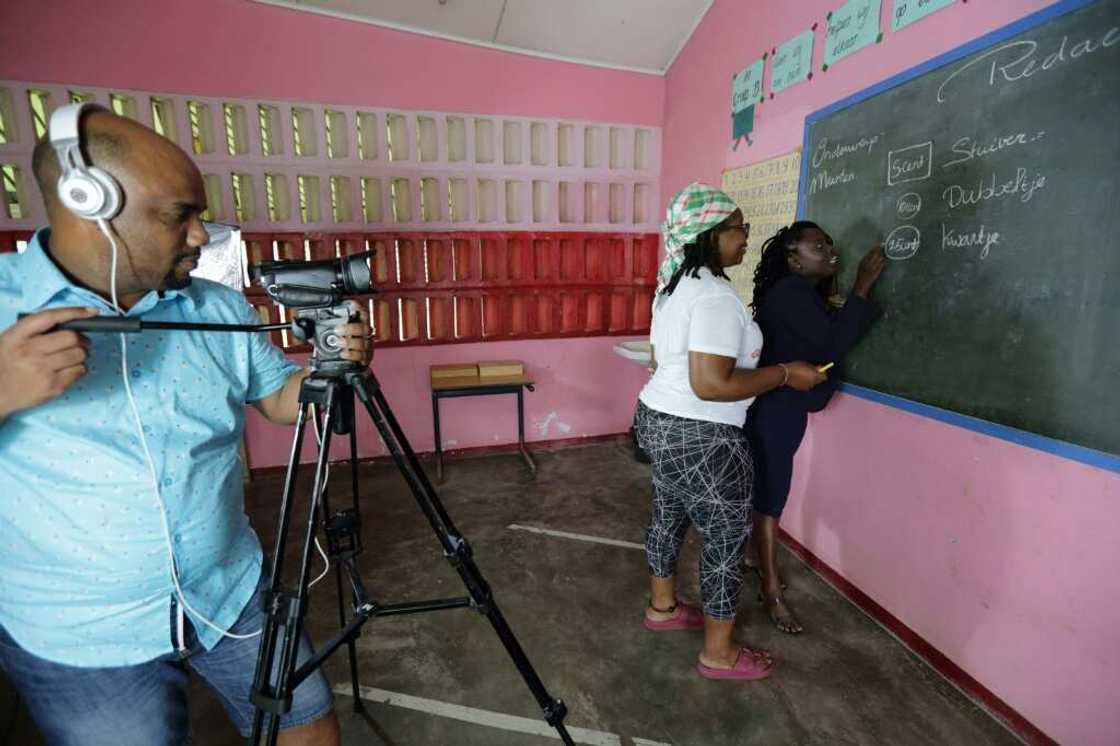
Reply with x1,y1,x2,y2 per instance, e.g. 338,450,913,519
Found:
3,230,658,352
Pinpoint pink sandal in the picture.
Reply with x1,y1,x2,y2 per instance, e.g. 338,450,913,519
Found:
642,601,704,632
695,648,773,680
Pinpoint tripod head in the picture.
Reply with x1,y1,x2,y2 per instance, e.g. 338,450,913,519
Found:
290,301,369,376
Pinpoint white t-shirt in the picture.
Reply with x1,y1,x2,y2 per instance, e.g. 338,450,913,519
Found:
639,267,764,426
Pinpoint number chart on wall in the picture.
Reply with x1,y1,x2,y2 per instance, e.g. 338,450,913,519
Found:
799,0,1120,461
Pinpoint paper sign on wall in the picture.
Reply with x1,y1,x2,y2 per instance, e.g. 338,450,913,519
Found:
731,59,765,113
731,105,755,147
720,150,802,306
824,0,882,68
891,0,955,31
771,29,815,94
730,59,764,147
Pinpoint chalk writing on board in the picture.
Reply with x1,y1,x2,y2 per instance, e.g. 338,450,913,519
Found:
936,26,1120,103
812,134,882,167
885,224,920,260
943,167,1047,209
887,141,933,185
942,223,1001,260
801,0,1120,456
943,130,1047,169
809,168,856,195
897,192,922,219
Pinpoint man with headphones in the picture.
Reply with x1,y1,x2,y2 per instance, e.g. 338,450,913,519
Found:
0,105,358,744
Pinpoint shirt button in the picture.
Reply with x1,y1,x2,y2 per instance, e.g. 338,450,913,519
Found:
131,369,141,379
172,533,182,544
143,426,153,435
162,477,173,487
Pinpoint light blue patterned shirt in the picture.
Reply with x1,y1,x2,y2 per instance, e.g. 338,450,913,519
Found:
0,229,299,666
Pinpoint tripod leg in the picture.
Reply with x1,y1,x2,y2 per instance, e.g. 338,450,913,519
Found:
349,372,574,745
249,398,311,744
313,398,365,714
249,382,340,746
344,422,363,711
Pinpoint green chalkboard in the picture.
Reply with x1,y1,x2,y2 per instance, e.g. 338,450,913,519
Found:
801,0,1120,457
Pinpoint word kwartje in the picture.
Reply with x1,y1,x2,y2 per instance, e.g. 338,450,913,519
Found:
942,223,1001,260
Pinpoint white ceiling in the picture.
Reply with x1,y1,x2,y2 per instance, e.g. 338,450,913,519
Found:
254,0,715,75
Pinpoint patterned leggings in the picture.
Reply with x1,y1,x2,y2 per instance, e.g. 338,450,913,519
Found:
634,401,754,620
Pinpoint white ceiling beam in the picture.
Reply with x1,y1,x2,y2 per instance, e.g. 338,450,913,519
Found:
664,0,716,73
253,0,670,75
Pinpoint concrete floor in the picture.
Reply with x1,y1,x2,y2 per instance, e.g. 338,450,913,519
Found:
2,439,1020,745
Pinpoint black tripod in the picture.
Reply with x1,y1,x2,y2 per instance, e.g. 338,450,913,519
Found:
246,363,573,746
40,294,571,744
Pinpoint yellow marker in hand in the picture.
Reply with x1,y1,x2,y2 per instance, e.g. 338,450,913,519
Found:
817,362,835,373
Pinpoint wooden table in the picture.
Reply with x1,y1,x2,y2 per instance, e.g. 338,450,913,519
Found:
430,373,536,482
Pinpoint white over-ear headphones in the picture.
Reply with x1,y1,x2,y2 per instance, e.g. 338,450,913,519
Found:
49,102,122,221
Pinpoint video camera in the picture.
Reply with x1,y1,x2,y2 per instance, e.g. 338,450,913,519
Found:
248,251,373,309
38,247,378,375
248,251,375,374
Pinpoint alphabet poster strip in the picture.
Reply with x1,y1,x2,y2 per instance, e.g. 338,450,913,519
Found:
721,150,803,305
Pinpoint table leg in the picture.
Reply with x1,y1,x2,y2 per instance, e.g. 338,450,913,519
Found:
432,393,444,483
517,387,537,477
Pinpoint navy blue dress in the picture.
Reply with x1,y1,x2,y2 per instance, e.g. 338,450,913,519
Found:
745,274,875,517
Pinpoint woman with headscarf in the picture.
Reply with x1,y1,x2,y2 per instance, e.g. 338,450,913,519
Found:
634,183,826,680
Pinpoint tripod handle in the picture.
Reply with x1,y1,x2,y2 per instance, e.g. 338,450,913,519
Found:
17,314,289,335
16,313,141,333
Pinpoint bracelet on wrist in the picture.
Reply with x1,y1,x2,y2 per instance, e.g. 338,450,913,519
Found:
777,363,790,387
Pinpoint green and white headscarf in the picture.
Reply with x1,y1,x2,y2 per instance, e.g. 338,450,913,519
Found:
657,182,739,296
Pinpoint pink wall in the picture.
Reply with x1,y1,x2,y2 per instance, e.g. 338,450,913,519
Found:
0,0,663,125
1,0,661,458
244,336,650,468
663,2,1120,744
785,397,1119,746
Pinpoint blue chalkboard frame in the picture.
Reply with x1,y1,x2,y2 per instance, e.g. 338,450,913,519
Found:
798,0,1120,475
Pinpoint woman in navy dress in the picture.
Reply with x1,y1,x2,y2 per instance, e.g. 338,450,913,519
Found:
745,221,886,633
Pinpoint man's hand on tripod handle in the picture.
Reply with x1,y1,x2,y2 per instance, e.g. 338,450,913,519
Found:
0,306,98,425
335,302,374,368
252,304,373,426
